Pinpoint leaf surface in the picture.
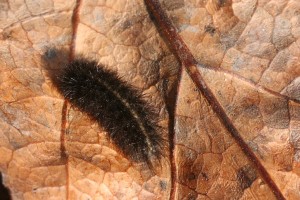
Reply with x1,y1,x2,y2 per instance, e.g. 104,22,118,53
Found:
0,0,299,199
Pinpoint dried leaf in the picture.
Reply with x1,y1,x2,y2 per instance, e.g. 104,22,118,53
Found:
0,0,299,199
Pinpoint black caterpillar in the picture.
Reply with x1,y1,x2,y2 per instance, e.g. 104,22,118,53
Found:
49,58,164,167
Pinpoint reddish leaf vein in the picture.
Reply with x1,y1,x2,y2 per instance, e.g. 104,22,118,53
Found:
144,0,285,199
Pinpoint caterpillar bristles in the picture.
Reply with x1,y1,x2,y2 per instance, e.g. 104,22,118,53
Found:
42,49,165,169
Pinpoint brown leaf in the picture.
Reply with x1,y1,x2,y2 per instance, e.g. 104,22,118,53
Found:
0,0,299,199
145,0,299,199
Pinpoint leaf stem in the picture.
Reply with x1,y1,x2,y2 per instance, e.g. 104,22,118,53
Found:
144,0,285,199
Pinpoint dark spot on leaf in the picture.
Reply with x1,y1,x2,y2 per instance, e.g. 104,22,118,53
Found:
218,0,231,7
159,180,167,190
201,172,209,181
187,172,196,181
205,25,216,35
121,19,133,30
237,165,257,190
44,48,57,59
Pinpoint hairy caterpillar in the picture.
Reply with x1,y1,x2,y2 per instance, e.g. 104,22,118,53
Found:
45,53,164,168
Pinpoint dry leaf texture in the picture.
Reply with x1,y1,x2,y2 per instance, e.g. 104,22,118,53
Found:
0,0,299,199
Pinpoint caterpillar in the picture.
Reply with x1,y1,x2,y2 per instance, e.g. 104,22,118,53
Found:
45,53,164,168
